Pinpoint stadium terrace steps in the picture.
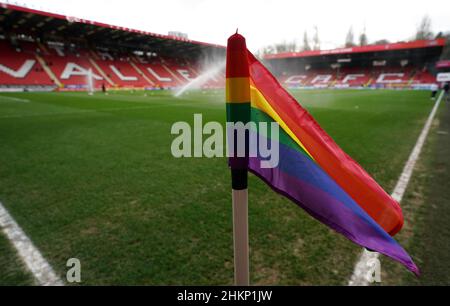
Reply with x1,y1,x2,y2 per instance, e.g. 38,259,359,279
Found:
3,40,437,91
129,61,155,86
161,64,183,85
88,57,115,87
0,41,55,87
36,42,49,54
162,57,199,84
0,40,206,90
280,66,436,88
34,54,62,87
42,54,104,88
92,56,149,88
133,60,181,88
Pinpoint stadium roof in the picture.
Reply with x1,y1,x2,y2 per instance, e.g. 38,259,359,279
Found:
264,39,446,60
0,2,225,56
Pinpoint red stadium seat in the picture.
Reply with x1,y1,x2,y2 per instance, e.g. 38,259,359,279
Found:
0,40,54,86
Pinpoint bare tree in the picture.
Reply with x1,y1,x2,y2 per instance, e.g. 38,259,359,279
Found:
415,15,433,40
313,26,320,50
257,45,275,56
258,39,299,57
303,31,311,51
274,42,288,53
374,39,389,45
345,26,355,47
273,40,297,53
359,27,368,46
287,40,298,52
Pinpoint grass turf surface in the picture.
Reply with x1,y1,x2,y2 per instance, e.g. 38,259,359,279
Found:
382,93,450,285
0,89,434,285
0,229,35,285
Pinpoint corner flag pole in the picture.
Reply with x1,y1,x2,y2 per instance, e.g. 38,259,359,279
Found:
226,32,251,286
232,170,249,285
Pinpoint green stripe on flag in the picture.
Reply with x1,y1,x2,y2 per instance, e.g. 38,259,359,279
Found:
226,102,250,123
251,107,314,162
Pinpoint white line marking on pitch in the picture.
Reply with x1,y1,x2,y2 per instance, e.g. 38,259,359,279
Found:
0,96,30,103
0,104,188,119
349,90,445,286
0,202,63,286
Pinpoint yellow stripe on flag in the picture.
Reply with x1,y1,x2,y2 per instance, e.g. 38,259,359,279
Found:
226,77,250,103
250,85,315,161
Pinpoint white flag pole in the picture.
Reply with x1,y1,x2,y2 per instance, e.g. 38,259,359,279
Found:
226,32,251,286
232,171,249,285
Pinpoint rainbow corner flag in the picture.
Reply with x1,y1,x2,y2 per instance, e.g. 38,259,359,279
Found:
225,32,419,275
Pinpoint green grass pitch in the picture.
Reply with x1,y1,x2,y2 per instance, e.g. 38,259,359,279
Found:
0,89,434,285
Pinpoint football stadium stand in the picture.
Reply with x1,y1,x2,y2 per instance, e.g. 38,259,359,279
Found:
0,3,446,92
0,40,54,87
0,3,224,91
264,39,446,89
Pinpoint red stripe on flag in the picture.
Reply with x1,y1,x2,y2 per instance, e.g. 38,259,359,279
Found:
226,33,250,78
247,51,403,236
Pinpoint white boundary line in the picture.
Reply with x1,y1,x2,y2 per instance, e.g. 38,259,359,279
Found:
0,96,30,103
0,104,190,119
349,90,445,286
0,202,63,286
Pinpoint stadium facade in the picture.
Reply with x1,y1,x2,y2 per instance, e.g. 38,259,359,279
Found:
0,3,225,92
0,2,447,92
264,39,446,90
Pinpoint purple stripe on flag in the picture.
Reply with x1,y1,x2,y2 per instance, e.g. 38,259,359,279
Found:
249,156,419,275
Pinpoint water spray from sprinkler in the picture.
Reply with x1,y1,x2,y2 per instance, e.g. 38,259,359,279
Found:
174,61,225,97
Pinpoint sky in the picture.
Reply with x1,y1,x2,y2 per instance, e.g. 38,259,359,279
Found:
4,0,450,52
